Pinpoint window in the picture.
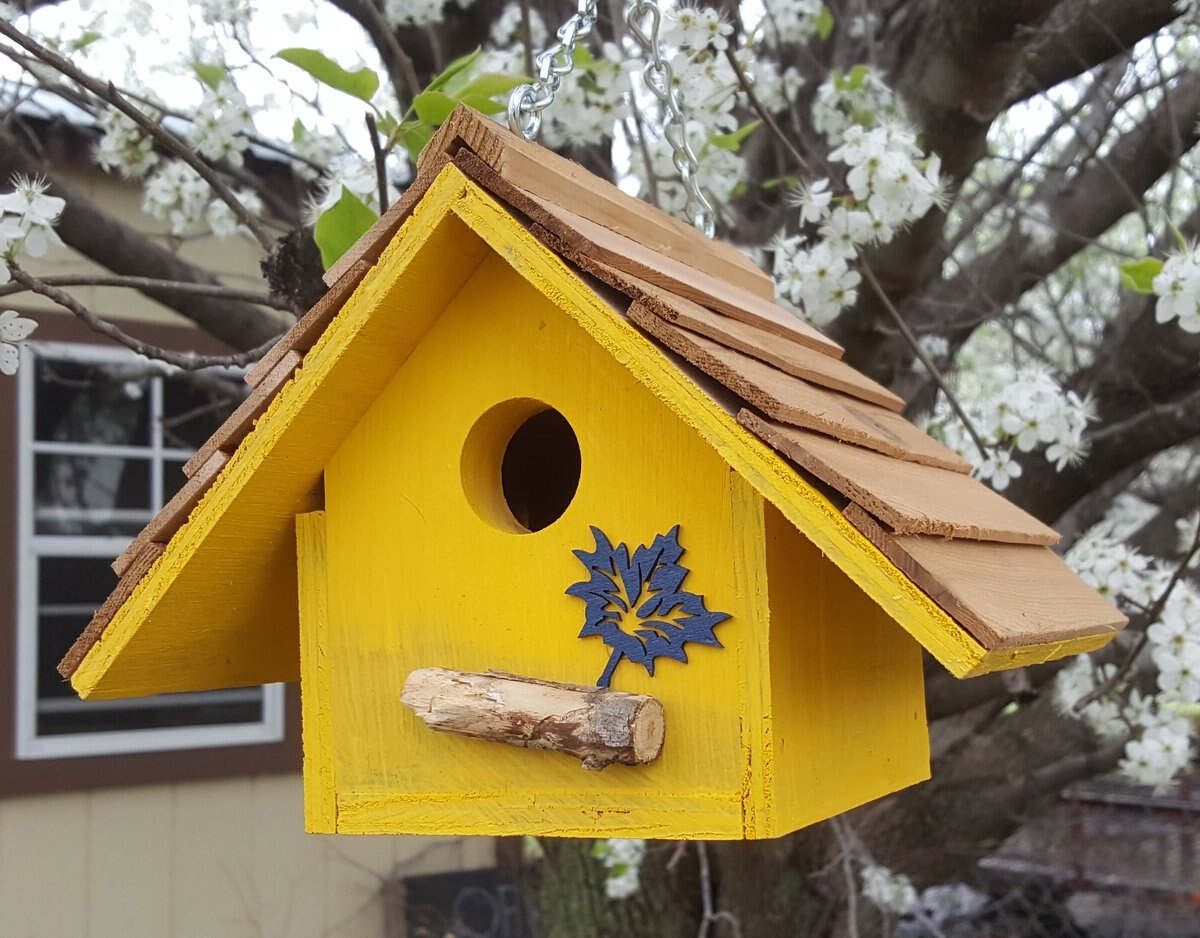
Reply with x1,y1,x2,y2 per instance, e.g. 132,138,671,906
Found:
14,341,284,759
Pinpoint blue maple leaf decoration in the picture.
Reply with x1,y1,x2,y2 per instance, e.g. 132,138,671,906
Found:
566,525,730,687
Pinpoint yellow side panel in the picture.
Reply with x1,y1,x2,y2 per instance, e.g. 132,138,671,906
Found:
323,253,759,839
764,503,929,834
297,511,337,833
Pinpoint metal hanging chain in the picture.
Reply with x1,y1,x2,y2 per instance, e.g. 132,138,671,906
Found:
507,0,717,239
507,0,600,142
625,0,716,239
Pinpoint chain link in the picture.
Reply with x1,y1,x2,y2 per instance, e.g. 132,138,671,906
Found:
625,0,715,238
507,0,716,239
507,0,600,141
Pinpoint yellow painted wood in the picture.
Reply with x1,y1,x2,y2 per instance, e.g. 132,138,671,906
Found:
763,504,929,834
727,474,773,837
442,176,1019,676
71,171,491,698
298,510,337,832
323,251,757,838
336,791,744,839
73,162,1106,703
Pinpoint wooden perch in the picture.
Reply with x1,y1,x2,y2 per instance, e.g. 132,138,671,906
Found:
400,667,665,771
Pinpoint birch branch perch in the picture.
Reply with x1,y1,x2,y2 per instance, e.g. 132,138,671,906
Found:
400,667,666,771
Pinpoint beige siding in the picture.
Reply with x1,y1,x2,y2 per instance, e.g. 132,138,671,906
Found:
0,775,493,937
16,164,292,334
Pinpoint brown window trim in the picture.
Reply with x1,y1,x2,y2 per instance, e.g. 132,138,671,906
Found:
0,312,300,798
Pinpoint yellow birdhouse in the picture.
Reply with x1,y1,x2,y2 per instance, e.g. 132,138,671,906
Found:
61,106,1126,841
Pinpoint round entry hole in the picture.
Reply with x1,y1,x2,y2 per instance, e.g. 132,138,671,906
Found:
462,400,581,533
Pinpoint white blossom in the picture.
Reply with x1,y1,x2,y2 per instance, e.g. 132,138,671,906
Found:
975,447,1022,490
1151,244,1200,334
592,838,646,900
664,4,733,52
0,309,37,377
0,175,66,259
861,864,918,915
761,0,827,48
94,110,158,180
190,81,254,168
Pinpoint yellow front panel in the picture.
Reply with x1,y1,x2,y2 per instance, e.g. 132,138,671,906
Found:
322,253,758,838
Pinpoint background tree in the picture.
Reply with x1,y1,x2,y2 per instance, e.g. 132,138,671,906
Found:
3,0,1199,934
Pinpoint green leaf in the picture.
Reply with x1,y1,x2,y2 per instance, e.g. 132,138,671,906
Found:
846,64,869,91
193,62,226,92
394,120,435,164
1166,217,1188,252
376,112,399,138
425,47,483,94
710,120,762,152
292,118,306,143
313,188,378,270
72,31,103,51
456,72,529,101
412,91,459,126
816,6,835,40
276,47,379,103
1119,257,1163,295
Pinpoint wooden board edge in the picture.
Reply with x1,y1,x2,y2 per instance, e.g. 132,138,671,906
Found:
629,278,905,413
844,503,1124,654
435,104,776,299
738,409,1059,547
112,450,230,577
297,510,338,833
187,350,304,477
248,260,372,388
59,542,166,679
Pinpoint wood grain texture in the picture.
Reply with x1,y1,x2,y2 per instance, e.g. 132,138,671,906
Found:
740,411,1060,546
437,105,774,299
111,451,229,577
400,668,666,770
248,261,371,387
845,504,1127,651
647,318,969,471
59,543,164,678
186,351,303,477
297,511,337,833
517,191,843,358
625,285,904,411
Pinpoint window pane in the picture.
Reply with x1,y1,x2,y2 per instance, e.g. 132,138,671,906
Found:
161,372,240,450
35,453,151,535
34,556,265,738
164,460,190,502
34,357,150,446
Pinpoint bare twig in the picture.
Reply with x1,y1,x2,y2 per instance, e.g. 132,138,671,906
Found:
0,272,287,308
365,113,390,212
359,0,422,102
860,261,990,458
0,19,274,251
723,45,815,178
695,842,742,938
7,264,282,370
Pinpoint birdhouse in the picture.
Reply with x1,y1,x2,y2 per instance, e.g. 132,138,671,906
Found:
60,106,1126,841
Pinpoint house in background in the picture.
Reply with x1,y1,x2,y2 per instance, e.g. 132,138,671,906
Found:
0,93,494,936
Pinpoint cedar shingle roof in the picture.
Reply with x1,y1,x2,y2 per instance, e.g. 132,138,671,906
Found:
59,105,1126,683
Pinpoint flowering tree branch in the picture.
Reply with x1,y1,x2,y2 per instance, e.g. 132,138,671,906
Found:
6,263,282,370
0,19,275,252
0,130,287,348
0,273,288,309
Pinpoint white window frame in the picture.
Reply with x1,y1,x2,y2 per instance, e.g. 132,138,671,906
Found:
14,340,284,760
